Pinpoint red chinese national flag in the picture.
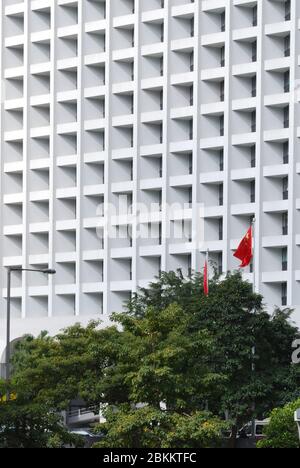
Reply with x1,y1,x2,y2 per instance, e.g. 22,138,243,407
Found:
234,227,253,268
203,260,209,296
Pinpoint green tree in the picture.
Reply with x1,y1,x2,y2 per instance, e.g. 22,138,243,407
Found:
2,271,299,448
9,322,131,411
10,303,223,412
92,301,228,448
2,303,225,448
0,381,83,448
127,272,300,434
0,324,116,448
257,399,300,449
106,303,224,411
94,405,228,449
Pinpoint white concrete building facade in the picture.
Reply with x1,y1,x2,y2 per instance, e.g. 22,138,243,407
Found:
1,0,300,359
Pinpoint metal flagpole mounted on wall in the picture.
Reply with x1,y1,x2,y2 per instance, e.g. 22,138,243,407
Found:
233,218,257,438
251,217,257,440
251,217,256,295
251,217,257,372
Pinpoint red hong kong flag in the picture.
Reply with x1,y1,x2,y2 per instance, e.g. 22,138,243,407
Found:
234,227,253,268
203,258,209,296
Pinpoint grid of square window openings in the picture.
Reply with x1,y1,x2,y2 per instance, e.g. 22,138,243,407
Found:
0,0,299,319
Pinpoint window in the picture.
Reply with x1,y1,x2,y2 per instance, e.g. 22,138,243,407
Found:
160,23,164,42
219,218,223,241
283,106,289,128
284,35,290,57
159,158,163,178
190,86,194,106
130,128,134,147
218,252,223,275
283,142,289,164
159,191,162,211
252,6,258,27
220,115,224,136
130,161,133,181
160,57,164,76
282,248,288,272
285,0,291,21
251,146,256,168
282,212,288,236
188,255,192,278
190,52,194,72
130,95,134,114
250,180,255,203
190,19,194,38
219,184,223,206
220,81,225,102
221,12,226,32
219,149,224,171
189,154,193,175
252,42,257,62
251,111,256,133
284,71,290,93
189,187,193,207
129,226,133,247
283,177,289,200
251,76,257,97
220,47,225,67
160,90,163,110
282,283,287,306
189,120,193,140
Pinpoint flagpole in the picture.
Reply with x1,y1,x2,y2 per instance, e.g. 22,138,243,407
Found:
251,217,256,367
206,249,209,295
233,220,257,438
252,217,256,294
251,217,256,439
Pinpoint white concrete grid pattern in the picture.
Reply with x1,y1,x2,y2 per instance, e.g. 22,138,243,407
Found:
0,0,300,333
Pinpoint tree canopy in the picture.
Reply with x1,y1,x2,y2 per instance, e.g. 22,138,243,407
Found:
257,398,300,449
94,405,228,449
1,271,299,448
127,272,300,427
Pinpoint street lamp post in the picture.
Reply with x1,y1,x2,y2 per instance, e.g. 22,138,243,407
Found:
5,267,56,384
